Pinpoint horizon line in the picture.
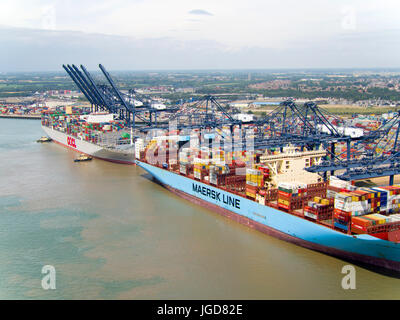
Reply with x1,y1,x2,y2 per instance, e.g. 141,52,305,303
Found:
3,66,400,74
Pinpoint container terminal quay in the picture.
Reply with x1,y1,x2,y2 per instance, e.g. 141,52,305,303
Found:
35,64,400,273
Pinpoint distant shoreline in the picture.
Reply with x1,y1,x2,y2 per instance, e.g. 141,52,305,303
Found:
0,114,41,120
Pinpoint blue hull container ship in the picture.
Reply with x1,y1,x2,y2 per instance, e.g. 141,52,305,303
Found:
136,138,400,273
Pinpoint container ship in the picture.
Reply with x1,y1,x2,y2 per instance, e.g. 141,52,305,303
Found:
41,106,135,164
135,134,400,272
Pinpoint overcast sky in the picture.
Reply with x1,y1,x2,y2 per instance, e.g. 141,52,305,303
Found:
1,0,400,71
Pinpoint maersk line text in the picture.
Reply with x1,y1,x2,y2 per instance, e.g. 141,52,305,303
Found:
192,183,240,209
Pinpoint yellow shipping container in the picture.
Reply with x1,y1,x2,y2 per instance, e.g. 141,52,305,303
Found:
370,193,375,199
278,199,289,206
367,215,385,225
321,199,330,205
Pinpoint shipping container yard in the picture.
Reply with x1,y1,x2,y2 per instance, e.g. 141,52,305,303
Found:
0,104,48,119
34,64,400,273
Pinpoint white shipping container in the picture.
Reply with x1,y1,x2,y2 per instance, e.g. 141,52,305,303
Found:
304,211,317,220
83,113,117,123
388,215,400,222
330,176,351,189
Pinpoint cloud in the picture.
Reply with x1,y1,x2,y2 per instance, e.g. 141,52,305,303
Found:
1,26,400,72
188,9,213,16
2,1,400,50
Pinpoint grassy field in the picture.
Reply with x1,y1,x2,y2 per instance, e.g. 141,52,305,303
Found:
247,104,397,117
319,104,396,116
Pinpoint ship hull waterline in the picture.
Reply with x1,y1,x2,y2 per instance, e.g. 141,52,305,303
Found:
42,126,135,165
136,160,400,273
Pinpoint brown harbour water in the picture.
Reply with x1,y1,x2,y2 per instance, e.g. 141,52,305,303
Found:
0,118,399,299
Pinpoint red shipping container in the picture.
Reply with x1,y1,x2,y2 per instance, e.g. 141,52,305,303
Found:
278,203,289,210
351,222,367,234
388,230,400,242
246,185,258,192
351,216,372,228
371,232,388,240
334,208,351,222
278,190,292,198
278,194,293,202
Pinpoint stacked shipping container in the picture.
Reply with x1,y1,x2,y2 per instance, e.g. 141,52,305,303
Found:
42,108,129,146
